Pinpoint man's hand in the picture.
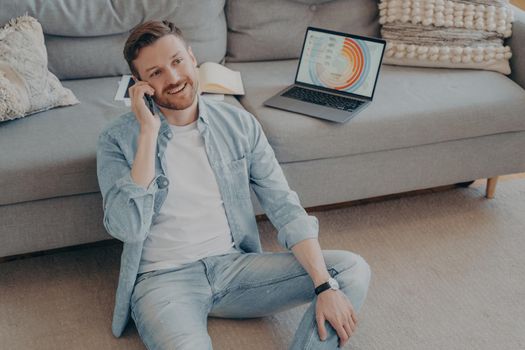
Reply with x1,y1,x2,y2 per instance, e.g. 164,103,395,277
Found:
289,239,357,347
129,77,161,135
316,289,357,348
128,78,161,189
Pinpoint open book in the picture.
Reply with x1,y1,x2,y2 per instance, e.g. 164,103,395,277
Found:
198,62,244,95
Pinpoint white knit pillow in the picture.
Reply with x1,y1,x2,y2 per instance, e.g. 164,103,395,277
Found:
0,15,79,122
379,0,514,74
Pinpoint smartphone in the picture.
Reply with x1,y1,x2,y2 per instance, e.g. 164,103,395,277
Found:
144,94,156,115
130,75,157,115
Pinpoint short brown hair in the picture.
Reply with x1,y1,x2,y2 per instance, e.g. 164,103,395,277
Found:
123,20,187,79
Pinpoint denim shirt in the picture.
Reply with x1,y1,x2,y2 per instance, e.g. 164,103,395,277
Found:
96,96,319,337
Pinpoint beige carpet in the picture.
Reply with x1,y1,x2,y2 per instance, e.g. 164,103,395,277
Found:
1,176,524,350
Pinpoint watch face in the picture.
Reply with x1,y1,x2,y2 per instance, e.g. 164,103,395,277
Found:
328,278,340,290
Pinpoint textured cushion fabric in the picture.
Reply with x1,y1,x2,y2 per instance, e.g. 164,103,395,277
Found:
226,59,525,163
225,0,380,62
379,0,514,74
508,5,525,89
0,15,78,121
0,73,245,206
0,0,227,80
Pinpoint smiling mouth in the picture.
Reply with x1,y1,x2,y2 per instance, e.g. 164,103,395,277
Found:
167,83,187,95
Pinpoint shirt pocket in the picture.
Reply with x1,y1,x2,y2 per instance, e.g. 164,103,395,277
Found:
221,155,251,200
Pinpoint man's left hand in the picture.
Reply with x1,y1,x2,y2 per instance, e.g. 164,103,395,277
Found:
315,290,357,348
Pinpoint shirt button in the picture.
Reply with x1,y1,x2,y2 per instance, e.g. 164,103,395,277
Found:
158,178,169,187
167,132,173,139
309,4,317,11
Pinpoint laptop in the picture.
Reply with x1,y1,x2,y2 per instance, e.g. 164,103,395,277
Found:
264,27,386,123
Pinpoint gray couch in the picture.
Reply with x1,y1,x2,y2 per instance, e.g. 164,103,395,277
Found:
1,0,525,258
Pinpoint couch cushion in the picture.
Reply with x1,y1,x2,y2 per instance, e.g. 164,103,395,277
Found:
0,0,227,79
226,60,525,163
0,76,245,206
226,0,380,62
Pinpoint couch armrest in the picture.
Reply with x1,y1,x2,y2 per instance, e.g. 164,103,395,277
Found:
508,5,525,89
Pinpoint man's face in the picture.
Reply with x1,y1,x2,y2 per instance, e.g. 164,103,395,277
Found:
133,35,199,111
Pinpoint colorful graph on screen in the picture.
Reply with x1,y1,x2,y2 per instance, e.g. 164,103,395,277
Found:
297,30,383,98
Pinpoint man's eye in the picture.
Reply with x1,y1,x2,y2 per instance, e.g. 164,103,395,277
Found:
174,58,183,64
151,70,160,77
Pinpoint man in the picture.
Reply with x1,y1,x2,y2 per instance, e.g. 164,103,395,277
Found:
97,20,371,350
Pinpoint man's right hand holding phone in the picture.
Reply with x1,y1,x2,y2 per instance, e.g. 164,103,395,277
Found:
128,78,161,189
129,78,161,136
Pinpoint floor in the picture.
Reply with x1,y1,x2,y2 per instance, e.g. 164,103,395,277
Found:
1,174,524,349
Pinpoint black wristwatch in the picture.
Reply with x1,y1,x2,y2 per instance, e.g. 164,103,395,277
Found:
314,277,340,295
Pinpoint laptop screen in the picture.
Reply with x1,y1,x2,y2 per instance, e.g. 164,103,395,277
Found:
295,27,385,100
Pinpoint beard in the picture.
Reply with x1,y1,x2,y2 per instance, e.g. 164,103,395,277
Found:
155,78,199,111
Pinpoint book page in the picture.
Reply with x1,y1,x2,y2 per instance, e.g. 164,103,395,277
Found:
198,62,244,95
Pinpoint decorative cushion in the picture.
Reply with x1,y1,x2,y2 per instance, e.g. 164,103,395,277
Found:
0,15,78,122
379,0,514,74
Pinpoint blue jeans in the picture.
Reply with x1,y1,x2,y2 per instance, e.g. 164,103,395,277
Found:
130,249,371,350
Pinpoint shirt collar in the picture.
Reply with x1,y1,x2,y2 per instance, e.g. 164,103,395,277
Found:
197,96,210,125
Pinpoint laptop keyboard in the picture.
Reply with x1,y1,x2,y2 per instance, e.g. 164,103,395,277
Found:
282,86,365,111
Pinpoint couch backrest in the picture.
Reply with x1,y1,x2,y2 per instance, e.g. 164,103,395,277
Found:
225,0,380,62
0,0,227,80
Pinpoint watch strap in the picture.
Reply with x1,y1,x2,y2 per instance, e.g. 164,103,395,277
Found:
314,281,331,295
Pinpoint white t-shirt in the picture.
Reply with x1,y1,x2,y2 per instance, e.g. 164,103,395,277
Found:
138,120,238,273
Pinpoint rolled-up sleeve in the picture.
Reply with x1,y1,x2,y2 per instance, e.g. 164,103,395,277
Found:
96,132,158,244
247,114,319,250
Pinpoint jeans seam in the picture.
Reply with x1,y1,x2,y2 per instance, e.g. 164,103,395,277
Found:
201,258,227,307
303,306,320,350
213,271,309,304
131,309,153,350
235,271,309,290
201,260,217,295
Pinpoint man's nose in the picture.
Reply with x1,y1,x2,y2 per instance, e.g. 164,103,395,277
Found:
166,67,182,83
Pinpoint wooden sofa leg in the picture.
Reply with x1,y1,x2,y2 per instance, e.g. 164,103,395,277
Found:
486,176,499,199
